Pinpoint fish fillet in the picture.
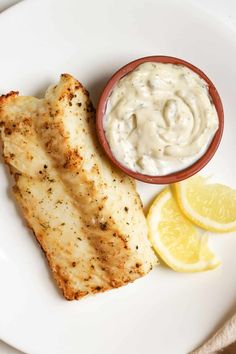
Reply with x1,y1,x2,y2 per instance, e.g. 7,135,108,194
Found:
0,74,156,300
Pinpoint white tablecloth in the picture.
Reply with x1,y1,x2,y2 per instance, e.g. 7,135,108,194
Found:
0,0,235,353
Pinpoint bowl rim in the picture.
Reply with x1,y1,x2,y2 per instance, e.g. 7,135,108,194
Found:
96,55,224,184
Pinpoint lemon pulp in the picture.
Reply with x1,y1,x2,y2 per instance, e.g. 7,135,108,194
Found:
147,188,220,272
175,176,236,232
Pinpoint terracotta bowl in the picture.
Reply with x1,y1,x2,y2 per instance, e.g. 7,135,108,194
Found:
96,56,224,184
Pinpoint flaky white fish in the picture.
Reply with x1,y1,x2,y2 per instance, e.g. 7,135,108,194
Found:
0,74,156,300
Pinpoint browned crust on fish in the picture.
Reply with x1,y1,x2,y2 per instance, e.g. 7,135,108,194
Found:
0,75,156,300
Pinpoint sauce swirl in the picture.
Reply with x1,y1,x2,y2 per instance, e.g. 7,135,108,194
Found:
104,62,219,176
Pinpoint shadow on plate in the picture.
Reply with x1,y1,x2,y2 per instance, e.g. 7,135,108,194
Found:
87,72,113,108
32,80,53,99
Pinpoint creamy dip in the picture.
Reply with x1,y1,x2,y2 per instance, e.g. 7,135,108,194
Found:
104,62,219,176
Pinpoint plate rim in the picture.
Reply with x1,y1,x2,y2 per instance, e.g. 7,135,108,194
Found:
0,0,236,353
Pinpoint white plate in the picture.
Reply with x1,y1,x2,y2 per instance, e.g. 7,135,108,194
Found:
0,0,236,353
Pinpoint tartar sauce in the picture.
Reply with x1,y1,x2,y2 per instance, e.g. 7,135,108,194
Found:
104,62,219,176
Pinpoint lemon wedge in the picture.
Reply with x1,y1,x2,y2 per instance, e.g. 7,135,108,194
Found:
147,188,220,272
174,176,236,233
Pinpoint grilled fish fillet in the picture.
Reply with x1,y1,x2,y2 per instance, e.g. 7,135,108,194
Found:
0,74,156,300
